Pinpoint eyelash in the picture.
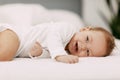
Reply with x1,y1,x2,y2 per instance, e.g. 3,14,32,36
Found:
86,36,89,56
86,49,89,56
86,36,89,42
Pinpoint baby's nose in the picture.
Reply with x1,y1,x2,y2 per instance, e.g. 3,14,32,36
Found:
77,42,87,52
81,44,87,50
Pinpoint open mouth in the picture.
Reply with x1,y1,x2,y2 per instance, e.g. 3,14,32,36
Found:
75,42,78,52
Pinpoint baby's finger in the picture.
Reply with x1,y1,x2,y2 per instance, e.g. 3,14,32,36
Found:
74,58,79,63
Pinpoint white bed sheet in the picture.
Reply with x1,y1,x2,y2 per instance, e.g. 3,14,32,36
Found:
0,56,120,80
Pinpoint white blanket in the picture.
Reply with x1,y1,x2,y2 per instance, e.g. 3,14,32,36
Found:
0,3,84,29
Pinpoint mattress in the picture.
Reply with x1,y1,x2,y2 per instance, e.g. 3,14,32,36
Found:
0,56,120,80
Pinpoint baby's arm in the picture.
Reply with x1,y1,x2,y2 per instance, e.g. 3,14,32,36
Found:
55,55,79,64
47,33,79,63
47,22,79,63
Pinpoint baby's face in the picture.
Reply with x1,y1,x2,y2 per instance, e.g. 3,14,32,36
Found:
68,28,107,57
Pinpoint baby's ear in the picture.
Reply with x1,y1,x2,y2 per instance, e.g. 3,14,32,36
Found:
80,26,92,32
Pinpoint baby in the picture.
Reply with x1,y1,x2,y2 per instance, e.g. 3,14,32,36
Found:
0,22,115,64
27,22,115,63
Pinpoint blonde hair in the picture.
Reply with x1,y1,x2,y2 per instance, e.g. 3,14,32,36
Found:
89,27,115,56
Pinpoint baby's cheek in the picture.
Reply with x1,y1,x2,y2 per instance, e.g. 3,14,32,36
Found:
78,51,86,57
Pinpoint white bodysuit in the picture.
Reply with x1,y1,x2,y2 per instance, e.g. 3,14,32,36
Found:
0,22,79,59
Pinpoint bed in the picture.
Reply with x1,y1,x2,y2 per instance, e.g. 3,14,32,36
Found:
0,4,120,80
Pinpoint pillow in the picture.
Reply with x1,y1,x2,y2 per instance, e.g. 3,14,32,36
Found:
110,39,120,56
0,3,46,27
48,10,85,29
32,9,85,30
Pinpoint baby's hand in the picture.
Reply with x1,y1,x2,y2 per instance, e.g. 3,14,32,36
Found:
55,55,79,64
30,42,43,57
